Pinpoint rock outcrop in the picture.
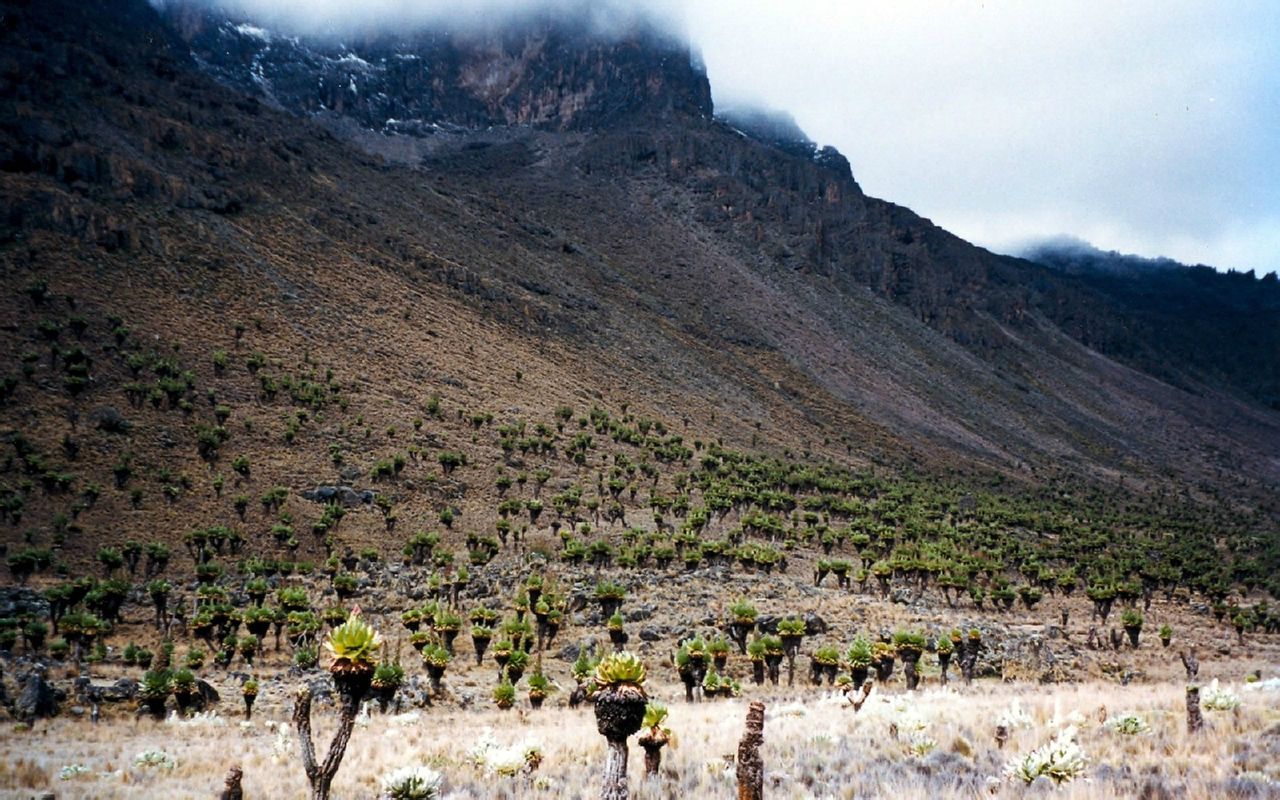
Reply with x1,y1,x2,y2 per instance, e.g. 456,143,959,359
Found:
161,3,712,134
13,666,62,722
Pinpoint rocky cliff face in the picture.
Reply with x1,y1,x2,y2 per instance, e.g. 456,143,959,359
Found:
158,2,712,133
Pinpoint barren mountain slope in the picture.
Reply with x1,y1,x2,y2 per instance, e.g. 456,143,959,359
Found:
0,0,1277,587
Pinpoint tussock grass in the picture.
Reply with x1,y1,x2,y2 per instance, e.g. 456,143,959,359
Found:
2,679,1276,799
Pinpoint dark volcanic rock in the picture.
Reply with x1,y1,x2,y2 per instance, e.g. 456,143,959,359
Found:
803,613,829,635
196,679,221,708
162,3,712,134
716,104,815,159
89,405,131,433
100,678,139,703
15,667,61,721
301,485,374,507
0,587,50,620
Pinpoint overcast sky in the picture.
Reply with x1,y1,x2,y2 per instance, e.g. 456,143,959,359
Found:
678,0,1280,275
171,0,1280,274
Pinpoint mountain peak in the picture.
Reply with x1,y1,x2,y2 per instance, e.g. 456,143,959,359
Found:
157,0,712,133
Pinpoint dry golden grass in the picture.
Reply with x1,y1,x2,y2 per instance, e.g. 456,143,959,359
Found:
2,677,1277,799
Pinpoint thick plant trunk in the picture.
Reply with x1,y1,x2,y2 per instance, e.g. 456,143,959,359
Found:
1125,626,1140,648
641,742,663,777
638,727,668,778
220,765,244,800
293,687,360,800
736,701,765,800
874,656,895,683
642,745,660,776
903,655,921,690
960,642,979,685
1180,649,1199,681
851,665,868,688
601,737,629,800
765,655,782,686
1186,685,1203,734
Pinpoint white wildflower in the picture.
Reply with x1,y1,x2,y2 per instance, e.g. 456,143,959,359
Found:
59,764,92,781
1104,713,1151,735
997,700,1035,730
381,765,443,800
703,758,736,783
134,749,176,771
169,710,224,727
897,706,931,736
271,726,295,764
1240,677,1280,692
906,733,937,756
392,711,422,726
354,702,373,728
467,729,501,767
890,702,936,756
1048,708,1088,732
467,729,541,777
1004,725,1089,785
1202,679,1242,711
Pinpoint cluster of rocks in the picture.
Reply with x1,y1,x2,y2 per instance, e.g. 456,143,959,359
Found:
300,485,375,507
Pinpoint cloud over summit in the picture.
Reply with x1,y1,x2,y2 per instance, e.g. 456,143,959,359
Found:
155,0,1280,274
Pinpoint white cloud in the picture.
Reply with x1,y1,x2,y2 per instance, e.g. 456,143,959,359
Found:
681,0,1280,274
162,0,1280,274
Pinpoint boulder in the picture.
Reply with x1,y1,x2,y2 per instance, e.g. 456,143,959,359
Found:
557,641,599,664
74,676,138,703
626,604,654,623
103,678,138,702
803,613,829,635
196,679,221,708
15,667,61,720
304,677,335,705
300,485,374,508
90,405,131,434
338,465,364,483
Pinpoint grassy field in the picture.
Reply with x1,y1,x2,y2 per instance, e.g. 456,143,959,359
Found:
2,675,1277,799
